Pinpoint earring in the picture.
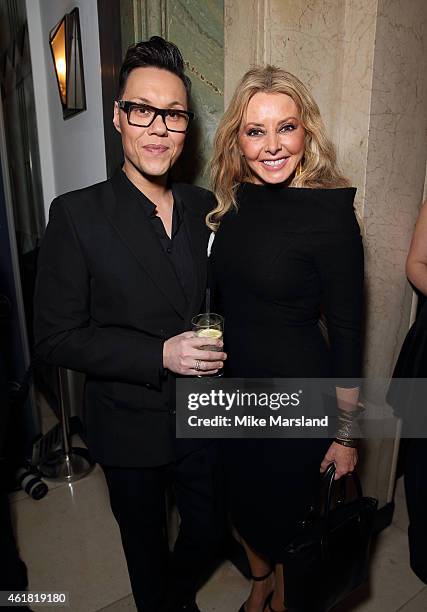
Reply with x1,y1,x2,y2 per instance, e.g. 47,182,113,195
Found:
296,160,303,177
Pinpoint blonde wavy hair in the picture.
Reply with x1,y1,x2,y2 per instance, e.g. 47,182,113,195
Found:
207,66,350,230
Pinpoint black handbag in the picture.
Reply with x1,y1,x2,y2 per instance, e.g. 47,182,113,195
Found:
281,464,378,612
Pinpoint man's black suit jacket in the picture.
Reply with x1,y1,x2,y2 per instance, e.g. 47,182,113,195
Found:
34,169,215,467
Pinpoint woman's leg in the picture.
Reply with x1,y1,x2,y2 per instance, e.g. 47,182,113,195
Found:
239,534,274,612
268,564,286,611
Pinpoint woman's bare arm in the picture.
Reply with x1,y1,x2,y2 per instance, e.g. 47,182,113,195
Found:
406,200,427,295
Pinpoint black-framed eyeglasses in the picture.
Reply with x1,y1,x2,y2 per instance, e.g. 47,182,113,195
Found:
117,100,194,133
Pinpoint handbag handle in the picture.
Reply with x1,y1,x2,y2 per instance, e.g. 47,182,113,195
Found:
321,463,364,555
323,463,363,520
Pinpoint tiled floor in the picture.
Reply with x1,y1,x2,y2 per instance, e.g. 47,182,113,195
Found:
9,403,427,612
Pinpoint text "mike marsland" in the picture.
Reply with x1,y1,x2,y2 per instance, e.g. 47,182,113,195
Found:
187,414,329,428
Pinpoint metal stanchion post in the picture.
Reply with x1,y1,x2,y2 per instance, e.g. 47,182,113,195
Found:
38,367,94,482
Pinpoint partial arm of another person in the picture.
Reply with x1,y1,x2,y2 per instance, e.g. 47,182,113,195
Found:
405,200,427,296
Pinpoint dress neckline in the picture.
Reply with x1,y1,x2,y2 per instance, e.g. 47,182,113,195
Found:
234,182,358,223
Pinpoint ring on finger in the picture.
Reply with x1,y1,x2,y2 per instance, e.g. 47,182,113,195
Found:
195,359,202,372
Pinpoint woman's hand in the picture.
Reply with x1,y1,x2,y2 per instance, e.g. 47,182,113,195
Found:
320,441,358,480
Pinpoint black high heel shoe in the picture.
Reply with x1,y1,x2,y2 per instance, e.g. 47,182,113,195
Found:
238,569,273,612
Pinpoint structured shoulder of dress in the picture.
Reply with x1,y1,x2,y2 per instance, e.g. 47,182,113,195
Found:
305,188,359,232
237,183,360,234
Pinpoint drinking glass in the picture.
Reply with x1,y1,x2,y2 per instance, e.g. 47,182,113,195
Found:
191,313,224,376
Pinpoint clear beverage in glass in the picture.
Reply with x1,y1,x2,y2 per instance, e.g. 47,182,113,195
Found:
191,313,224,376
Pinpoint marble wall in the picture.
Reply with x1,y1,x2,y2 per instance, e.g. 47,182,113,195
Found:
225,0,378,210
364,0,427,379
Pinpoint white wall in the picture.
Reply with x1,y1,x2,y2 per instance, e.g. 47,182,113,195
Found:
26,0,107,221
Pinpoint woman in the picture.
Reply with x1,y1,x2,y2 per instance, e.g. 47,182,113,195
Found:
388,201,427,585
208,66,364,612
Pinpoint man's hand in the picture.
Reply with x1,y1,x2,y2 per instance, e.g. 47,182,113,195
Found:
163,331,227,376
320,441,358,480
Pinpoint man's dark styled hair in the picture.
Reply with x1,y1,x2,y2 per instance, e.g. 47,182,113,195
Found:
117,36,191,100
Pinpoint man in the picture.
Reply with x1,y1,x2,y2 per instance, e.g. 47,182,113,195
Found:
34,37,226,612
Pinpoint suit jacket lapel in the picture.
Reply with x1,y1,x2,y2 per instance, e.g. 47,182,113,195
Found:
105,171,187,319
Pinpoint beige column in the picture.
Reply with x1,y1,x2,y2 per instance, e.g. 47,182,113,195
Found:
225,0,427,506
226,0,378,208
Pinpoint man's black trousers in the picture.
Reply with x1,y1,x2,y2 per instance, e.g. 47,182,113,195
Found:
102,445,224,611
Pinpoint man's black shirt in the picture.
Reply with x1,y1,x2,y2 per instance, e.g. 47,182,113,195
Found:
117,169,196,305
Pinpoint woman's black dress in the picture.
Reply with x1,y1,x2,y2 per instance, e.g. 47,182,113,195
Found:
210,183,364,560
388,300,427,584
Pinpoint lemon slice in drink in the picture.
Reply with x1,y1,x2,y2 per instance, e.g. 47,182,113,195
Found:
197,328,222,339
